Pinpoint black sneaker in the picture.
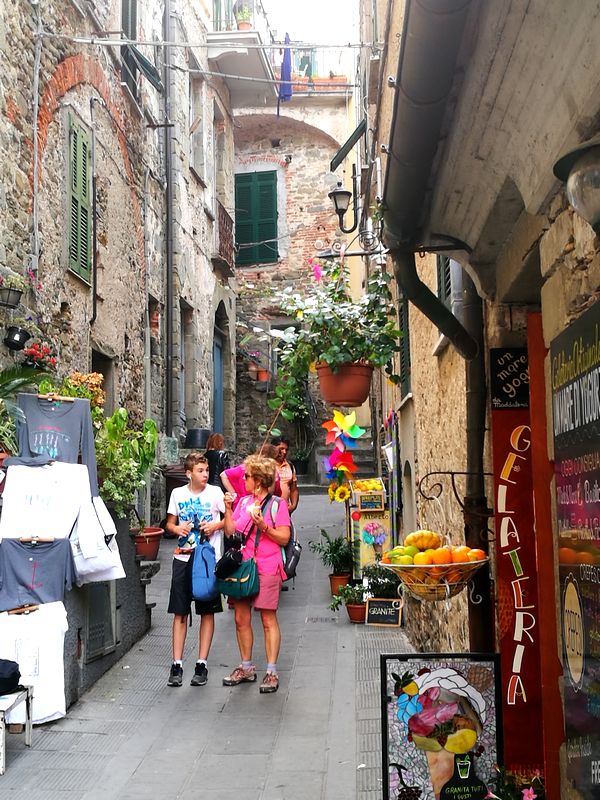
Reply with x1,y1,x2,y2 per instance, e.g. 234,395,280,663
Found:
190,663,208,686
167,663,183,687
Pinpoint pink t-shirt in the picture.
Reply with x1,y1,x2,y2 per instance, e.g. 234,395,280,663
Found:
233,495,291,578
223,464,282,509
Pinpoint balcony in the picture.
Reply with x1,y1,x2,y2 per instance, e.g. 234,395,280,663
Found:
208,1,277,107
212,200,235,277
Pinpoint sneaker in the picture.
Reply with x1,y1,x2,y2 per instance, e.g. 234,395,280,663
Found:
190,663,208,686
259,672,279,694
222,665,257,686
167,663,183,687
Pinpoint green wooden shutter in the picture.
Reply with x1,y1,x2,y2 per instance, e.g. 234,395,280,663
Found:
436,255,452,307
68,116,92,282
398,296,411,396
235,171,278,266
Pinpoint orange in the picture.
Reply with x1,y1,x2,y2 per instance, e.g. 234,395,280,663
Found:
558,547,577,564
575,551,595,565
451,547,471,563
414,551,433,565
467,548,487,562
431,547,452,565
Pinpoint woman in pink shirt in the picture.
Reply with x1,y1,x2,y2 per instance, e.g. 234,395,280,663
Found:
220,444,281,510
222,454,290,694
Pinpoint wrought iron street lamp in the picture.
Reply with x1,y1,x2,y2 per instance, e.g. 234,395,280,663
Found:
328,164,358,234
553,134,600,234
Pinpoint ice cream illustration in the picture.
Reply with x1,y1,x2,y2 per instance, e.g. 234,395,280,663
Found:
393,667,488,799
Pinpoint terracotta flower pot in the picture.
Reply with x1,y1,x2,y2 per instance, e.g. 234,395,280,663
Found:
131,527,163,560
345,603,366,624
316,362,374,406
236,20,252,30
329,573,351,596
256,368,271,381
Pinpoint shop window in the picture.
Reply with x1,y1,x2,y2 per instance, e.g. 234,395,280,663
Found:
68,115,91,283
235,171,278,266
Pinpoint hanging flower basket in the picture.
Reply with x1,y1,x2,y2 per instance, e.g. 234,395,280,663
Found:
4,326,31,351
316,362,374,406
380,559,488,602
0,288,23,309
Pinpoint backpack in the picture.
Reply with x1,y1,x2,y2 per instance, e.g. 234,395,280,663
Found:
267,496,302,581
191,540,218,601
0,659,20,694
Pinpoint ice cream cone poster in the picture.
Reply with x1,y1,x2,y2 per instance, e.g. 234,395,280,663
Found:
381,654,501,800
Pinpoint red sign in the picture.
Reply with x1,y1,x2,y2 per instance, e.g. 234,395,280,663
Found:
490,348,544,772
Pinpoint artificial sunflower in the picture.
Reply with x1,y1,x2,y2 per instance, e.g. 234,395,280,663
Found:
334,484,351,503
327,482,339,502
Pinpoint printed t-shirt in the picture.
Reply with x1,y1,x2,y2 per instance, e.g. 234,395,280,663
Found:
167,483,225,561
0,538,74,611
233,495,291,578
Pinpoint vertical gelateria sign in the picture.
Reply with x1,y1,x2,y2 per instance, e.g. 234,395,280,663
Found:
551,308,600,796
489,348,544,772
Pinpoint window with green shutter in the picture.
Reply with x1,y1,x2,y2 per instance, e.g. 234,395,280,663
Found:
436,255,452,307
68,115,92,282
235,171,278,266
121,0,138,98
398,295,411,396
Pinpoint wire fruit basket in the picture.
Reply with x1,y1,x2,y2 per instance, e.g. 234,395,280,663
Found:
380,559,488,601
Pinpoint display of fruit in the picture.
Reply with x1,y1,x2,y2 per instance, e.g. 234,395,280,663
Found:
404,530,443,550
352,478,384,491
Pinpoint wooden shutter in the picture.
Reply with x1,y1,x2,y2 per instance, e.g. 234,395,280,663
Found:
235,171,278,266
398,296,411,396
68,116,91,282
121,0,138,96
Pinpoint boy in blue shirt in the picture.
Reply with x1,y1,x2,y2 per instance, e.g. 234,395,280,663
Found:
164,453,225,687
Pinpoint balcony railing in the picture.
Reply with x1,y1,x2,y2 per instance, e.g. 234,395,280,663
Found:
212,200,235,275
212,0,272,43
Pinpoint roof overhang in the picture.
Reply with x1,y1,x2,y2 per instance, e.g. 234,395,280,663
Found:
207,30,278,106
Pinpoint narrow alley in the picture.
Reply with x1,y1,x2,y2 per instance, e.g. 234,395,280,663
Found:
3,494,412,799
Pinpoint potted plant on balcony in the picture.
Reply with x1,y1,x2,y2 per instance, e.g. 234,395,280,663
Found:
328,582,367,623
0,274,28,309
234,3,253,30
308,528,353,595
271,257,402,409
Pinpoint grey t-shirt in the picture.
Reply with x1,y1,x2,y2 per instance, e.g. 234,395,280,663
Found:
0,538,75,611
15,394,99,495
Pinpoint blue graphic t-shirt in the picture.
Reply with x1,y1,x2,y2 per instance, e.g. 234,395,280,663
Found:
167,484,225,559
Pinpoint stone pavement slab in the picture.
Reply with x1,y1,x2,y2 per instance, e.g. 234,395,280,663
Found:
3,495,414,798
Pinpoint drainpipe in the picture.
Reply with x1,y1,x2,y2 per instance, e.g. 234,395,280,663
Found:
391,251,477,360
143,167,152,521
164,0,174,436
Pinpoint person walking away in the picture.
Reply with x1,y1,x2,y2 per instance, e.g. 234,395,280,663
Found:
164,452,225,687
222,454,290,693
272,437,299,514
220,444,282,510
204,432,230,491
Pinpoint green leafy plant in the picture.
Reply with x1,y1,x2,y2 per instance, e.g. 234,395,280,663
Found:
362,560,401,598
0,274,28,292
328,582,366,610
268,258,402,419
308,528,353,575
38,372,106,427
234,3,252,22
488,766,545,800
95,408,158,518
6,316,43,339
0,365,50,453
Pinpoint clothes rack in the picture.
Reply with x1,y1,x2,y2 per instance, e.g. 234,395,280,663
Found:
36,393,75,403
18,536,55,544
7,605,39,615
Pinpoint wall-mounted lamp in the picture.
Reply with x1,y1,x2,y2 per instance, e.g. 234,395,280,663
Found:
553,134,600,234
328,164,358,233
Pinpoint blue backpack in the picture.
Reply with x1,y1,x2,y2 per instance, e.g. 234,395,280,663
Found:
191,540,218,601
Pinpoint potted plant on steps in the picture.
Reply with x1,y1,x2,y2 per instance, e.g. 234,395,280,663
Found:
270,257,402,409
130,510,163,560
329,582,367,624
308,528,353,595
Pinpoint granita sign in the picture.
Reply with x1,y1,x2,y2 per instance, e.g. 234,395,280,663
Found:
490,348,544,773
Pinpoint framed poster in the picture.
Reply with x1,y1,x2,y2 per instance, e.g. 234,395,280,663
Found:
551,305,600,795
381,653,501,800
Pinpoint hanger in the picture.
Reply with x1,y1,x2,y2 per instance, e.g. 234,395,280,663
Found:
7,604,39,615
37,392,75,403
18,536,55,544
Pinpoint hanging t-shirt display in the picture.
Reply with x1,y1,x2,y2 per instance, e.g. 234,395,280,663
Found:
0,601,68,723
0,538,75,611
13,394,99,495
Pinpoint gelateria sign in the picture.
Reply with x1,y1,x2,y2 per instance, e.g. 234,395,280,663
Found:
551,305,600,797
490,348,544,772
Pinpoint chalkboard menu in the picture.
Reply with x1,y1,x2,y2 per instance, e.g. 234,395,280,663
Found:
551,305,600,796
381,654,500,800
490,348,529,408
366,598,402,626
